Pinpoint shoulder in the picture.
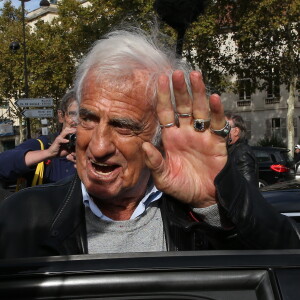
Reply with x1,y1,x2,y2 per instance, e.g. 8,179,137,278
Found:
0,175,77,217
36,135,52,148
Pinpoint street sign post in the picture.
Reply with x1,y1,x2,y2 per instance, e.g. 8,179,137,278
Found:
22,109,54,118
16,98,53,107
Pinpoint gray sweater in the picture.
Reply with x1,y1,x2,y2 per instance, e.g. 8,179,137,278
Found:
86,201,167,254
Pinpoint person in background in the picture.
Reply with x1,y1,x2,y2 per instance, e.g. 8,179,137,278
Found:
225,113,259,187
0,90,78,187
0,26,299,259
294,145,300,175
294,145,300,164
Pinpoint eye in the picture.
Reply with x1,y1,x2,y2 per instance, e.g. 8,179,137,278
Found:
115,127,135,135
79,117,97,129
79,110,99,129
110,119,142,136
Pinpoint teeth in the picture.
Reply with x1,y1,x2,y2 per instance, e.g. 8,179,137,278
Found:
93,162,110,167
91,161,117,174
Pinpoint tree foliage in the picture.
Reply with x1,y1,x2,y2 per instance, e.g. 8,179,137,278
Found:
0,0,299,144
0,0,157,137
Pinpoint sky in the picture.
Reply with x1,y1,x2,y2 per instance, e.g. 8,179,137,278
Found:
0,0,41,12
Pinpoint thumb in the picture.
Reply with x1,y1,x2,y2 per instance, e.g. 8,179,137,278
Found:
142,142,165,178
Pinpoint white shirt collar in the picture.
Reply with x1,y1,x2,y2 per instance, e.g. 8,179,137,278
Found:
81,182,162,221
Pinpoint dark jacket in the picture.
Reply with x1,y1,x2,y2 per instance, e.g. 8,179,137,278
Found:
0,135,76,186
227,138,259,187
0,157,299,259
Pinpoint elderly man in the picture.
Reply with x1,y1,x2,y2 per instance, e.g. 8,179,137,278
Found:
0,27,299,258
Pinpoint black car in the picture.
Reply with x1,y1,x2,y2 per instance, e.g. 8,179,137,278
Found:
261,179,300,222
1,181,300,299
1,250,300,300
251,146,295,187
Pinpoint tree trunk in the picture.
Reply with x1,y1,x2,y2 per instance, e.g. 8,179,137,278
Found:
18,116,25,144
286,76,297,156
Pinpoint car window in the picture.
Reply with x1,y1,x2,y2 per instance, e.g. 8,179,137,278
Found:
273,152,283,163
271,153,279,163
253,150,272,163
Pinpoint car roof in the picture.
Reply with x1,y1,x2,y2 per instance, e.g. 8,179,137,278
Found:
251,146,290,153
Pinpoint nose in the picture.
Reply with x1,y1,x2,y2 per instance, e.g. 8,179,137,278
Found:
88,123,116,159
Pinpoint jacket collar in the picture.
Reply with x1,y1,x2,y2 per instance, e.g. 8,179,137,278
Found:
42,175,88,255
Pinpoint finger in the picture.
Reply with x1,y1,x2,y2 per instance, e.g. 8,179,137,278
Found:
156,74,175,128
209,94,226,130
172,70,192,126
190,71,210,119
60,127,76,138
142,142,166,182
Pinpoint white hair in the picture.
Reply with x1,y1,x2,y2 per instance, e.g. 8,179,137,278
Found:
74,25,192,146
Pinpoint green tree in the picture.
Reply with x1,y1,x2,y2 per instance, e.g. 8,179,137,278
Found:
180,0,237,94
0,0,158,139
173,0,299,153
226,0,299,153
0,1,28,141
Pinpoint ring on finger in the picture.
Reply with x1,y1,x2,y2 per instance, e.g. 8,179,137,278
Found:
193,119,211,132
177,113,192,118
210,121,231,138
160,122,175,129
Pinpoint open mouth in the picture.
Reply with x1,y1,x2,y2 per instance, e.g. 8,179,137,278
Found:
91,162,119,174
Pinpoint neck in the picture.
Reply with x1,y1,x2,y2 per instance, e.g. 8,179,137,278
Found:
95,199,139,221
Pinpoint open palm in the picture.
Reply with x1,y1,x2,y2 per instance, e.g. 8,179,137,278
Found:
143,71,228,208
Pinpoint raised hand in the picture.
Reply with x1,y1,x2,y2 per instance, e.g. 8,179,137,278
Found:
143,70,229,208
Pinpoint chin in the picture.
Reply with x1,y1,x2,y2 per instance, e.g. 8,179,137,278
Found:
84,179,123,200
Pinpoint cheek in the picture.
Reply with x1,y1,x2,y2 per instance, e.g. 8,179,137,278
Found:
76,129,92,157
120,138,146,172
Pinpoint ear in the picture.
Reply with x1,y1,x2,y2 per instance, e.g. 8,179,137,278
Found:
57,110,64,124
235,127,241,138
231,126,240,138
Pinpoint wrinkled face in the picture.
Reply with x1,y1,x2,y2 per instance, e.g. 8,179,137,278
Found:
76,70,158,204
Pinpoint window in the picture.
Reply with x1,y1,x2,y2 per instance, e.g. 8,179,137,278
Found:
265,118,297,139
238,78,252,101
265,69,280,104
253,150,271,163
272,118,286,138
245,119,252,140
236,71,252,107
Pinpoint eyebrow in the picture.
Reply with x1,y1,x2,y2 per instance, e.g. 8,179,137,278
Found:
79,107,144,132
109,118,144,133
79,107,98,118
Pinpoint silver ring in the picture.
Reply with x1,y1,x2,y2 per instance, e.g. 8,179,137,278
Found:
177,113,192,118
160,122,175,129
193,119,211,132
210,121,231,138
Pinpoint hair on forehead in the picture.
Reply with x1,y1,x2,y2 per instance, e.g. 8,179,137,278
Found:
74,24,192,106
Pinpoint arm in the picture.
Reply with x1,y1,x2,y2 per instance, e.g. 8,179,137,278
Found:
214,156,300,249
0,127,76,181
24,127,76,166
0,138,47,181
232,144,259,187
143,70,300,249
